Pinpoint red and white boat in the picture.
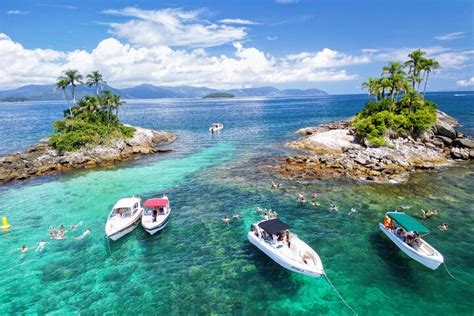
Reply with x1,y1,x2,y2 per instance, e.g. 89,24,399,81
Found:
141,196,171,235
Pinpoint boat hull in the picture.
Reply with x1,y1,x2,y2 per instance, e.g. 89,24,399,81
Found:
107,217,140,241
142,216,170,235
248,232,323,277
379,223,443,270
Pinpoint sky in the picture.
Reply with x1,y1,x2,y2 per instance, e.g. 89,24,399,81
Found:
0,0,473,94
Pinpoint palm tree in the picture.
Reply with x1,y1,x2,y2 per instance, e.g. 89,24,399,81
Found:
111,93,125,119
421,58,440,98
382,62,406,100
63,69,83,105
86,71,106,95
404,49,427,92
379,77,392,100
55,76,72,116
362,77,380,101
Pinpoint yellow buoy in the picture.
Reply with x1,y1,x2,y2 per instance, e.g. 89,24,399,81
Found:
1,216,11,229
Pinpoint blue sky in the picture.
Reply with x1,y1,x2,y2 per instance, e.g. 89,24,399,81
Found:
0,0,473,93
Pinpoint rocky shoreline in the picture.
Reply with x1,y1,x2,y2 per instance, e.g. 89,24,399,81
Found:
267,111,473,183
0,126,176,183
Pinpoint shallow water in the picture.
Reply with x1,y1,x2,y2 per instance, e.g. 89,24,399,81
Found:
0,93,473,315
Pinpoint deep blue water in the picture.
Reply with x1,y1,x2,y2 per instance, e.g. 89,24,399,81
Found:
0,93,473,315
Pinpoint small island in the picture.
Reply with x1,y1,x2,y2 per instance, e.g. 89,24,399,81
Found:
269,50,474,183
0,96,31,102
0,70,175,183
203,92,235,99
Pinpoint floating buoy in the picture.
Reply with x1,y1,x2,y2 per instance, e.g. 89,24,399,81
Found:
1,216,11,229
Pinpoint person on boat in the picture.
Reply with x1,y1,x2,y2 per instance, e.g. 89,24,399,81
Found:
438,223,448,231
222,216,231,224
20,245,28,253
286,231,291,248
406,233,414,246
76,228,91,240
152,208,158,222
384,216,393,229
36,240,48,252
396,228,405,240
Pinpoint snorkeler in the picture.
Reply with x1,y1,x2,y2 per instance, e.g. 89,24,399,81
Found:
75,228,91,240
36,240,48,252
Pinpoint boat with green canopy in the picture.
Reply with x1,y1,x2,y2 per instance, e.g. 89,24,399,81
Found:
379,211,444,270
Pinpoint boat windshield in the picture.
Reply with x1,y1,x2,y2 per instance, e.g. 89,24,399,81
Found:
110,207,132,218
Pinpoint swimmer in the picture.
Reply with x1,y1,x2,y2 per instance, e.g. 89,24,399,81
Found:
232,214,241,220
262,212,270,220
48,232,56,239
401,205,412,210
75,228,91,240
330,204,338,212
222,217,231,224
311,193,319,199
348,207,358,215
256,207,263,213
271,181,278,188
268,210,278,218
69,221,84,230
19,245,28,253
310,201,320,207
438,223,448,231
421,209,438,219
298,194,306,204
36,240,48,252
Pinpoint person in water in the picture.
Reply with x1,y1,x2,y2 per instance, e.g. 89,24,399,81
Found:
438,223,448,231
222,216,231,224
311,193,319,199
76,228,91,240
232,214,241,219
298,194,306,204
69,222,83,230
36,240,48,252
20,245,28,253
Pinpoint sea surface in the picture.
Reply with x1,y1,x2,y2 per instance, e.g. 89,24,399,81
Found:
0,93,473,315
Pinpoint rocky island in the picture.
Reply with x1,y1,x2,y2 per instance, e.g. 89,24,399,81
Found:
267,50,474,183
0,70,176,183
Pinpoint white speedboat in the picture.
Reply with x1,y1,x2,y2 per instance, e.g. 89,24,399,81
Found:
209,123,223,133
141,196,171,235
248,218,324,277
379,211,444,270
105,197,143,241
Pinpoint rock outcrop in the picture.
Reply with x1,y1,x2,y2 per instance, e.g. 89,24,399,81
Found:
0,126,176,183
267,111,473,183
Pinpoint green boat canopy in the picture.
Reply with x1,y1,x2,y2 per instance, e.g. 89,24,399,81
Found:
387,212,430,233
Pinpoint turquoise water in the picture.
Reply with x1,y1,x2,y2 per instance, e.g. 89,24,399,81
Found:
0,94,473,314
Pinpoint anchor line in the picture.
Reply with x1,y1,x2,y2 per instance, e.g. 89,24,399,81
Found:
443,262,469,285
323,272,358,315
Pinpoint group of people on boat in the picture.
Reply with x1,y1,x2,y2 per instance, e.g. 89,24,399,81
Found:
384,215,421,247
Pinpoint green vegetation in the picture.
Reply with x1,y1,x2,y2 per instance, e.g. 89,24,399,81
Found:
354,50,439,147
51,70,134,152
203,92,235,99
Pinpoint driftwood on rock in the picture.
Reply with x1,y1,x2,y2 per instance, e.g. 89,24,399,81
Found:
0,126,176,183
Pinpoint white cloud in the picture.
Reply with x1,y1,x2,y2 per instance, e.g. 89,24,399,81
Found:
435,32,465,41
7,10,28,15
266,36,278,41
0,33,362,90
362,47,473,69
103,7,247,48
218,18,259,25
457,77,474,87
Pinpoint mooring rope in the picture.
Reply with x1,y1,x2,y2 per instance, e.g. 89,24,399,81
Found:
443,262,469,285
323,273,358,315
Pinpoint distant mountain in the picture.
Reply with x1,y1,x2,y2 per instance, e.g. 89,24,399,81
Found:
0,83,327,101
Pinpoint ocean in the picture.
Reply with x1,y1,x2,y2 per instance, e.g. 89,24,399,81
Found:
0,93,473,315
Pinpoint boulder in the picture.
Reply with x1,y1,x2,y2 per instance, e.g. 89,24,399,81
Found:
436,136,452,146
450,147,462,159
452,138,474,149
470,150,474,159
433,121,456,139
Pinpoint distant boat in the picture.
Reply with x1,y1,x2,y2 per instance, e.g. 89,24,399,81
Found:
105,197,143,241
379,211,443,270
209,123,224,133
141,196,171,235
248,218,324,277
